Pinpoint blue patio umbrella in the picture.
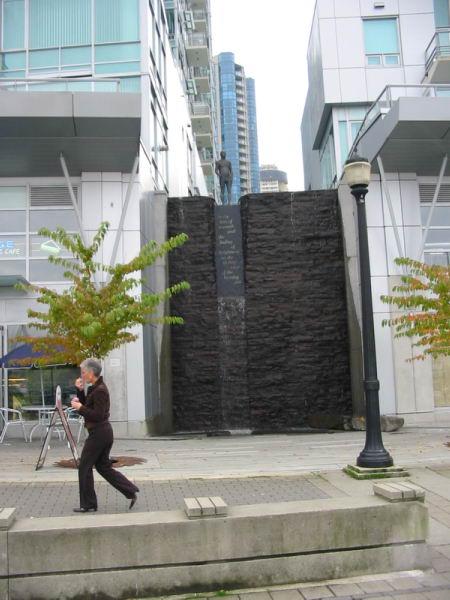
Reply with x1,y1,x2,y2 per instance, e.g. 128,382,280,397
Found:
0,344,44,368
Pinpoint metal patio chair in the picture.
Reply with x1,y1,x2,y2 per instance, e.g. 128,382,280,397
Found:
0,407,28,443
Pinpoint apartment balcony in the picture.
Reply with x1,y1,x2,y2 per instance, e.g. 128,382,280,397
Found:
0,78,140,176
424,28,450,84
199,147,214,176
192,9,208,33
190,0,207,9
186,32,209,67
191,101,212,136
347,84,450,176
191,66,210,94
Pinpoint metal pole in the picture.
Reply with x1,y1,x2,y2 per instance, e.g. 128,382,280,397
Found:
351,184,393,468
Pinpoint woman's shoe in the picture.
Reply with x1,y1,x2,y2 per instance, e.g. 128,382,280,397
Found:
129,494,137,509
73,507,97,513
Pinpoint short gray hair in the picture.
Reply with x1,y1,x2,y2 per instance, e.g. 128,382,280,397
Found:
80,358,102,378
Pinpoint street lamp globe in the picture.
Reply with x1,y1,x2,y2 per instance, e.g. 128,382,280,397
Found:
343,155,371,188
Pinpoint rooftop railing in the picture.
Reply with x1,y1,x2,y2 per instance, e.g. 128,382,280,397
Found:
425,27,450,74
348,83,450,159
0,77,122,93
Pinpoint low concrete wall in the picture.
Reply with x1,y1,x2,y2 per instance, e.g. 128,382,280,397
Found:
1,497,429,600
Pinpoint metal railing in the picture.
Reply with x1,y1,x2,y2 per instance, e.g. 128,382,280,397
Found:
425,27,450,74
0,77,122,93
199,148,214,162
192,66,209,78
348,84,450,160
192,101,210,117
192,9,207,20
186,32,208,48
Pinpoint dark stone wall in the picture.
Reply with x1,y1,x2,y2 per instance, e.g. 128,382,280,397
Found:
241,191,352,430
167,197,220,432
168,191,353,433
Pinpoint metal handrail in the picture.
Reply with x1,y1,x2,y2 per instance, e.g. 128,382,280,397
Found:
0,77,122,92
425,27,450,73
347,84,450,160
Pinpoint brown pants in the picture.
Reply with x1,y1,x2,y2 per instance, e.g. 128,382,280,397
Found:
78,422,139,509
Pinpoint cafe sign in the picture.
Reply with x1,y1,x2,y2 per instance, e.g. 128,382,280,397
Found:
0,240,23,257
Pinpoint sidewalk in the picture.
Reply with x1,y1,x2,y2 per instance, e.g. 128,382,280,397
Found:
2,427,450,599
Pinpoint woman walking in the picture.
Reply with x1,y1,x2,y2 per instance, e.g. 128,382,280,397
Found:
70,358,139,513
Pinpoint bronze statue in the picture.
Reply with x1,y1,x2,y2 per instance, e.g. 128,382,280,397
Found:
215,151,233,205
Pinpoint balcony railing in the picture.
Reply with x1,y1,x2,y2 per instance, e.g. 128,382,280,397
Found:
192,101,210,117
348,84,450,160
186,32,208,49
425,27,450,75
0,77,122,92
200,148,214,162
192,10,206,20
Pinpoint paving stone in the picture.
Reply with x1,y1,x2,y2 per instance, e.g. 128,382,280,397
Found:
419,573,450,587
239,593,272,600
328,582,363,596
392,595,428,600
269,591,302,600
424,590,450,599
388,577,423,591
434,545,450,559
298,586,334,599
431,557,450,572
358,580,394,593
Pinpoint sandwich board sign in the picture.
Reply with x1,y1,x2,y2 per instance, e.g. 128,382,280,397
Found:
35,385,80,470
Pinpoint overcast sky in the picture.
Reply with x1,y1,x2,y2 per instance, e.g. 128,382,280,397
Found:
210,0,316,191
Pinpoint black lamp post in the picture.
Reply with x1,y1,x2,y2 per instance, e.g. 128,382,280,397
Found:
343,155,393,469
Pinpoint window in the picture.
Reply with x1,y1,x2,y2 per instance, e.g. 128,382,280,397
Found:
363,18,400,66
95,0,139,44
29,0,91,49
420,182,450,266
2,0,24,50
319,122,336,189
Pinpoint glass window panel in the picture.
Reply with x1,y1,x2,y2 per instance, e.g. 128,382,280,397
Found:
0,51,25,70
0,186,26,208
95,42,140,62
30,210,78,232
95,61,140,74
367,55,382,65
2,0,24,50
385,54,400,65
61,65,91,73
0,235,26,259
0,259,25,276
338,121,349,166
350,121,362,142
119,76,140,92
95,0,140,43
424,228,450,245
93,80,118,92
61,45,91,65
421,206,450,226
363,19,399,54
424,252,449,266
0,211,26,233
29,49,59,68
64,80,92,91
29,0,91,49
30,259,73,281
434,0,450,28
30,235,72,258
0,69,24,77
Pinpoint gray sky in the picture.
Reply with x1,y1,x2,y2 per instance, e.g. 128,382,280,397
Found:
210,0,316,191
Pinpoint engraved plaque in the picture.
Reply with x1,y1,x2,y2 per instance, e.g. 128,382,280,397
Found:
215,205,245,297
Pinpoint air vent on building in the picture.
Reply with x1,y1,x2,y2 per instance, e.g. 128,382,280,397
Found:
419,183,450,203
184,10,194,30
30,186,77,207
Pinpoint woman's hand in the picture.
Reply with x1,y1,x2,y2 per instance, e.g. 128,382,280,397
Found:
71,398,82,411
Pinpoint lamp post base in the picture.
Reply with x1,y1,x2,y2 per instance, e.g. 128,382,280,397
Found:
344,464,409,480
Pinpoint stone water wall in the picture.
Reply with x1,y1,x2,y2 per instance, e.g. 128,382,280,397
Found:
168,191,353,432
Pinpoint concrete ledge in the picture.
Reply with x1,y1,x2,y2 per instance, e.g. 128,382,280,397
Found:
374,482,426,502
4,496,430,599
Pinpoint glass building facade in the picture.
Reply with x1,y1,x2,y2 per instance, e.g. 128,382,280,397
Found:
246,77,260,194
216,52,260,203
0,0,141,91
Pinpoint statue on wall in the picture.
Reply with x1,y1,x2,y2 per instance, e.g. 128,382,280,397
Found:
215,151,233,205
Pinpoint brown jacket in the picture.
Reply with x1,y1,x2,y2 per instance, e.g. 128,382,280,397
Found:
76,376,110,430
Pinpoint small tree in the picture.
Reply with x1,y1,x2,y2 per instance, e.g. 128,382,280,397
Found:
380,257,450,360
16,222,189,365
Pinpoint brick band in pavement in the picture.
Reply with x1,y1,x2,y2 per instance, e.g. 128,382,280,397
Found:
0,476,328,518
